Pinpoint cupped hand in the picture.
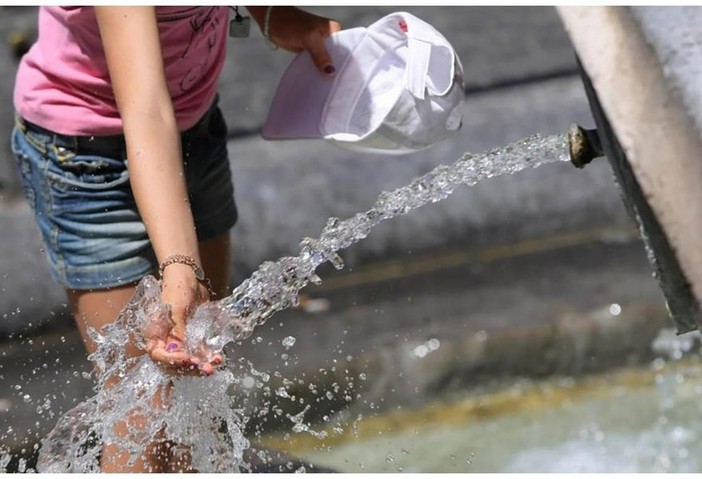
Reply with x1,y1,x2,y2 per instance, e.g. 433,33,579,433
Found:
266,7,342,75
148,264,223,376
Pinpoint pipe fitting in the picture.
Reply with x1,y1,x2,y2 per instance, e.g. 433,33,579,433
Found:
568,124,604,168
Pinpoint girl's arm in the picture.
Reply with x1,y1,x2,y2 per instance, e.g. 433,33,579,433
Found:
95,6,215,373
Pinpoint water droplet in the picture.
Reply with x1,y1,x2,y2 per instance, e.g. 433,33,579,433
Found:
413,345,429,358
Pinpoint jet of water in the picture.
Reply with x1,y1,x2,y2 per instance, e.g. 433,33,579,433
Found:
185,133,570,358
26,132,569,473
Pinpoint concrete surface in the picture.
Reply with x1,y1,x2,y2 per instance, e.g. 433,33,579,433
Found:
559,7,702,328
632,7,702,140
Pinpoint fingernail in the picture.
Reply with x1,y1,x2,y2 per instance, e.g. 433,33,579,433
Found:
323,65,336,75
166,342,180,352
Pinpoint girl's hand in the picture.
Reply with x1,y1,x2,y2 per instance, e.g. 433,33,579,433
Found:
252,7,342,75
148,265,222,375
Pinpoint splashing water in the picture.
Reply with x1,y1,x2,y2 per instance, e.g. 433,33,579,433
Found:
20,133,569,472
185,133,570,357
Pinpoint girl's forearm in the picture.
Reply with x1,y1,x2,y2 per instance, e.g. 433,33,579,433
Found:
125,119,201,266
95,6,201,267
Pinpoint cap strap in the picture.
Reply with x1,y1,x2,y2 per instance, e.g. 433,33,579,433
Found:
405,36,432,99
402,12,456,98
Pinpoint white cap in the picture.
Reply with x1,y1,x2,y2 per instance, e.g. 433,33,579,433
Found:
262,11,465,156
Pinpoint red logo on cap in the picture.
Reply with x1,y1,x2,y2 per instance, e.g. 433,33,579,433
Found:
399,20,408,32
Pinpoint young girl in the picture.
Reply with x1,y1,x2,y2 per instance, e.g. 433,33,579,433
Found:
11,6,341,472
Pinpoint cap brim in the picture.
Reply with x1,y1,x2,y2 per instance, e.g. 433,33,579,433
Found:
262,28,366,141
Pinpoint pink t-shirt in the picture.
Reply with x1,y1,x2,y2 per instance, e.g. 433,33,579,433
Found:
14,6,229,136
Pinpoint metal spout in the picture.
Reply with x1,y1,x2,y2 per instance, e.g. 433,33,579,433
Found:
568,124,604,168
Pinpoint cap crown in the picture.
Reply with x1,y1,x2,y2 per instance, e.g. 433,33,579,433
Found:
262,11,465,156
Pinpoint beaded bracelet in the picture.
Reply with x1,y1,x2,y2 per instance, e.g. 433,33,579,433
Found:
158,254,205,281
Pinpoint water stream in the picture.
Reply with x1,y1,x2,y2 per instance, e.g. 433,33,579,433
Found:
2,133,571,472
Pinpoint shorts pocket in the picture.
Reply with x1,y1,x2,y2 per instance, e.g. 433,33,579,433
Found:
45,154,129,192
44,153,133,216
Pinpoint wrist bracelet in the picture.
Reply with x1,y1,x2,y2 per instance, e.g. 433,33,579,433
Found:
158,254,205,281
263,5,279,51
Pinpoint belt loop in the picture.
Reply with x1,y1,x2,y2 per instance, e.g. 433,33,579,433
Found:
16,115,48,156
51,133,77,163
14,114,26,134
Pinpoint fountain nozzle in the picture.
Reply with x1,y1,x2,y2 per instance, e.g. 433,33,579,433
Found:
568,124,604,168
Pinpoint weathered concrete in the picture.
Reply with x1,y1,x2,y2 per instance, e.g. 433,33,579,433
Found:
559,7,702,332
0,6,36,195
0,203,70,335
631,7,702,141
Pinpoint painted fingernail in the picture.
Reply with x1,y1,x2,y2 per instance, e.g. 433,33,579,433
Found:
166,342,179,352
324,65,336,75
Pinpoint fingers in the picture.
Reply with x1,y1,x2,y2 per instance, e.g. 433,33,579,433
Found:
304,28,334,76
304,20,343,76
327,19,343,35
147,339,223,377
170,317,187,344
150,342,193,368
157,267,219,375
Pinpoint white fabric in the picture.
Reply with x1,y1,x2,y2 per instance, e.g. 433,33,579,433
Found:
262,11,465,155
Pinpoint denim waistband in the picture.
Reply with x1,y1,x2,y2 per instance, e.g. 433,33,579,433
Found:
15,116,126,158
15,98,219,159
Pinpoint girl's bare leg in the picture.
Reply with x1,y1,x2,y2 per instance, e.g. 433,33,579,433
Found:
68,284,170,472
66,231,232,472
198,232,232,299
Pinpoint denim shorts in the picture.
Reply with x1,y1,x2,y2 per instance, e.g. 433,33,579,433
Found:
11,100,238,290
